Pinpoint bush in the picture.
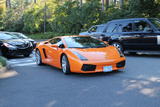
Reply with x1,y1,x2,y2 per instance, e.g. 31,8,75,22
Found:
52,0,105,34
0,56,7,68
1,0,160,35
27,32,73,39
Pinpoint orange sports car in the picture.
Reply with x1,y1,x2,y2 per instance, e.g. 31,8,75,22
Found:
34,35,126,74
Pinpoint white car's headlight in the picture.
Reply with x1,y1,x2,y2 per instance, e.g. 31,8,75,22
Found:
3,43,17,49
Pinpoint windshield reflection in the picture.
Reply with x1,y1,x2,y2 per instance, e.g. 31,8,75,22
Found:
64,37,107,48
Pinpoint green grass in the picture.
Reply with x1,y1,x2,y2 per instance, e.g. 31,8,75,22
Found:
27,32,74,40
0,56,7,68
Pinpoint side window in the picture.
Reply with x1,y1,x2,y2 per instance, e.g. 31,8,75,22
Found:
117,21,133,32
89,26,97,32
133,20,152,32
106,23,117,33
49,38,61,45
96,26,105,32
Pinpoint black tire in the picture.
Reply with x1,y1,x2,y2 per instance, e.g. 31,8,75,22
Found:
111,42,124,52
35,50,43,65
23,53,30,57
61,55,70,74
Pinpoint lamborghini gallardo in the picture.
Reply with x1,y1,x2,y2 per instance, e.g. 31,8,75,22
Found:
35,35,126,74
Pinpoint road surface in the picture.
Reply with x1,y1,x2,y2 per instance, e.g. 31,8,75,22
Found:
0,54,160,107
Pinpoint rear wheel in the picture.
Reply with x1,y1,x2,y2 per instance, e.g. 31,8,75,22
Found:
35,50,43,65
111,42,123,52
61,55,70,74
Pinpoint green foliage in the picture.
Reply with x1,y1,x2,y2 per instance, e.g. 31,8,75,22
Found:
128,0,160,17
23,5,44,33
28,32,73,39
0,56,7,68
1,0,160,36
52,0,105,34
0,6,4,30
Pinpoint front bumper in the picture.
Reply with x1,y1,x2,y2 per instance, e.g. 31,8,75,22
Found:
4,47,33,56
69,57,126,73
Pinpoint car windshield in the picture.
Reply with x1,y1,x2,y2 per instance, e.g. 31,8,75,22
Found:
64,37,107,48
149,18,160,31
0,33,19,40
13,33,28,39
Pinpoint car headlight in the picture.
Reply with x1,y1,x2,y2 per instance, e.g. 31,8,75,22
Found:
117,49,124,57
3,43,17,49
71,51,88,61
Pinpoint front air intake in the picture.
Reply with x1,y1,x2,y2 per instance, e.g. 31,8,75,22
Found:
81,64,96,71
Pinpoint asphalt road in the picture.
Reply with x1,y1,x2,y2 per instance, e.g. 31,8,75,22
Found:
0,54,160,107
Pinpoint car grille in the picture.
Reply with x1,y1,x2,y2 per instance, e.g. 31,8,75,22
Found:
116,60,125,68
16,43,30,49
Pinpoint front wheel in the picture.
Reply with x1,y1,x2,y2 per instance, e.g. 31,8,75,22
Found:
111,42,123,52
61,55,70,74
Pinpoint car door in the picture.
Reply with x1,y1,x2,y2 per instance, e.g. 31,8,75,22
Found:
116,21,140,50
104,22,119,38
44,38,63,67
131,20,158,50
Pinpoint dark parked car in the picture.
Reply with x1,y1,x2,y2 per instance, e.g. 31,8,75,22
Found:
82,18,160,53
0,32,35,57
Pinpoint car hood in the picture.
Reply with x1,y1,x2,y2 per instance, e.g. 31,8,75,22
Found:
3,39,30,46
70,46,120,61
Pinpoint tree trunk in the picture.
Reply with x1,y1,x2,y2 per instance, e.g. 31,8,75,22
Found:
44,2,47,33
34,0,37,3
80,0,82,7
119,0,123,8
102,0,105,11
6,0,11,8
105,0,109,8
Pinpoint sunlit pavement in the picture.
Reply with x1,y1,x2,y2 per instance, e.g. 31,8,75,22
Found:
0,54,160,107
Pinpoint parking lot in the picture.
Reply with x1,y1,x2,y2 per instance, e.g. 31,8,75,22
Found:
0,54,159,107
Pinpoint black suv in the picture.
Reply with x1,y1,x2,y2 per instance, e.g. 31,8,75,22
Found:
86,18,160,53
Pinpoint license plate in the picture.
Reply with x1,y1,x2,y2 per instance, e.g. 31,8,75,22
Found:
103,66,112,72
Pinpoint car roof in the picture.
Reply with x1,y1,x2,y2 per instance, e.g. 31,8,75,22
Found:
108,18,157,23
54,35,90,39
